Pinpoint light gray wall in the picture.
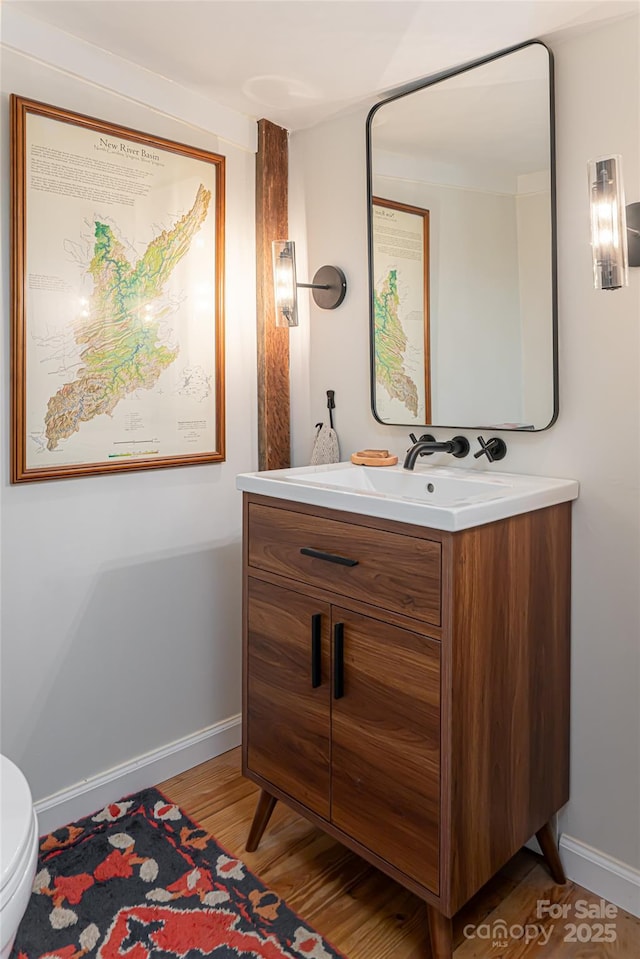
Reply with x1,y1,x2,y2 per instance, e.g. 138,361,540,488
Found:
289,15,640,870
516,188,554,427
374,174,523,424
0,47,257,801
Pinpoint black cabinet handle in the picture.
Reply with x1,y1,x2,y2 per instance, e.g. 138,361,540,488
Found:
311,613,322,688
300,547,359,567
333,623,344,699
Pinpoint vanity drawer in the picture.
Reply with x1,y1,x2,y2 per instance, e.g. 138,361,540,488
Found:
248,502,441,627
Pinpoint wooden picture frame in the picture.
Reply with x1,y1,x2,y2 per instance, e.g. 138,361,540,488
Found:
371,196,430,425
10,96,225,482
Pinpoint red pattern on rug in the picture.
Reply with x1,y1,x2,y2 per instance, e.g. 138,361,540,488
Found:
12,788,347,959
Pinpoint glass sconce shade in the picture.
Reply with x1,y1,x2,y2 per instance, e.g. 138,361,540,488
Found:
272,240,298,327
588,155,629,290
272,239,347,326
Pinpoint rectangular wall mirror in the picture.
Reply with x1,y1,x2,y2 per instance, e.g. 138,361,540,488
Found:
367,41,557,431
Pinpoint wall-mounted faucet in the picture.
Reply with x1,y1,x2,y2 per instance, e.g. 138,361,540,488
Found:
474,436,507,462
403,433,470,470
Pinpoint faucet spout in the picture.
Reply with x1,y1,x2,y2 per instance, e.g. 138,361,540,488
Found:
403,434,470,470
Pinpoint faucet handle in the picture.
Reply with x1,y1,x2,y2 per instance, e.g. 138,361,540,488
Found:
474,436,507,462
408,432,436,455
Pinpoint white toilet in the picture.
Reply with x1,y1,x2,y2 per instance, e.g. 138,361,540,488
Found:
1,756,39,959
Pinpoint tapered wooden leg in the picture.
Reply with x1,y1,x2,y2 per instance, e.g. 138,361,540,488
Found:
536,820,567,884
426,905,453,959
246,789,277,852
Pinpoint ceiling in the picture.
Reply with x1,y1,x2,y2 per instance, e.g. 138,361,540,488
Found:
6,0,639,130
372,42,550,175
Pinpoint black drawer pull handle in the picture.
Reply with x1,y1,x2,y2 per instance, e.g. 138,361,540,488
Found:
300,547,359,567
311,613,322,689
334,623,344,700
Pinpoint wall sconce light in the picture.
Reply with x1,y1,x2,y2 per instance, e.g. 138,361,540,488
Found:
588,155,640,290
272,240,347,327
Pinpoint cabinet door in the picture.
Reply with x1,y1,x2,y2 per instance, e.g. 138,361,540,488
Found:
331,608,441,893
246,577,331,818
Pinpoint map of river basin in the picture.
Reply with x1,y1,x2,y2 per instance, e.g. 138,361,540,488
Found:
374,269,419,417
44,183,211,450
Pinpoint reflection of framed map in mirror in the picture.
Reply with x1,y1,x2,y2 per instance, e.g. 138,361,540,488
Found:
372,197,430,425
10,96,225,482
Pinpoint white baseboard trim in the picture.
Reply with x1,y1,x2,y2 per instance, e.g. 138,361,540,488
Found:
559,834,640,918
34,714,241,836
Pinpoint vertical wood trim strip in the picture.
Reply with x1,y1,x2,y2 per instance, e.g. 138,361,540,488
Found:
10,94,26,483
256,119,290,470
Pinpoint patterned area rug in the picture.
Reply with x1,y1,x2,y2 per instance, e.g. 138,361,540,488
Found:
12,788,346,959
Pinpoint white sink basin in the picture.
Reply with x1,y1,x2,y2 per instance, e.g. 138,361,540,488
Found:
236,462,579,532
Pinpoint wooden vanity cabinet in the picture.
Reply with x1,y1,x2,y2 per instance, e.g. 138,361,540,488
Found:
242,492,571,958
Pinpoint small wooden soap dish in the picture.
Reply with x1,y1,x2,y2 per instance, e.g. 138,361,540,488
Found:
351,449,398,467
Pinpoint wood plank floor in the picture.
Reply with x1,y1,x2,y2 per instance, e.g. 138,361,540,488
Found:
159,748,640,958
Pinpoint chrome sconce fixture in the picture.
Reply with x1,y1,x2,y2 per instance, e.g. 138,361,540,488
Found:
588,155,640,290
272,240,347,327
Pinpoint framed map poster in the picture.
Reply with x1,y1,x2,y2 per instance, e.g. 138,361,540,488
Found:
371,197,430,425
10,96,225,482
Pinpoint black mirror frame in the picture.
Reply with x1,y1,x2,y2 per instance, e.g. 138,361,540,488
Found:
365,39,558,433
